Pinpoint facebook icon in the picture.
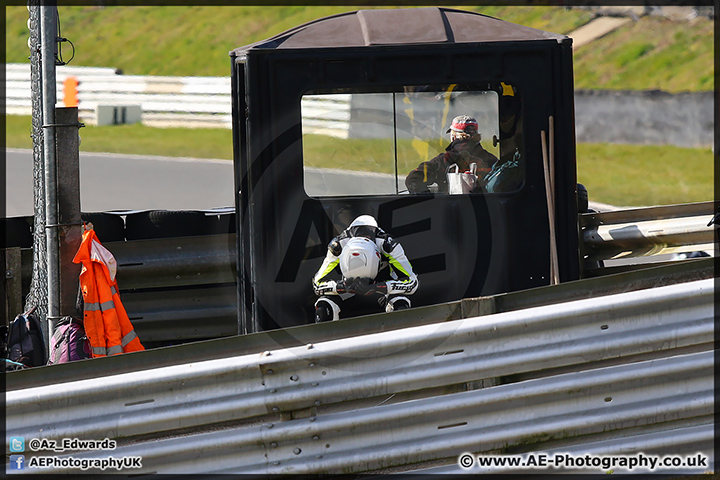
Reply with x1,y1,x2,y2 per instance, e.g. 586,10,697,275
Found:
9,455,25,470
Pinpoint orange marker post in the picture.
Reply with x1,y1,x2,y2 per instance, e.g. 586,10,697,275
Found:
63,76,79,107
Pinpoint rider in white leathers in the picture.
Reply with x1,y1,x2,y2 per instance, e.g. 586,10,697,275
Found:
312,215,419,322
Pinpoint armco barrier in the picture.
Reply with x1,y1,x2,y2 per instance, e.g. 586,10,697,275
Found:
101,233,238,344
5,278,714,474
4,257,713,394
422,422,714,475
581,201,716,261
22,353,714,475
3,202,714,345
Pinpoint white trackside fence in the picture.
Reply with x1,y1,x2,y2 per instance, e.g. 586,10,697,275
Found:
5,63,713,147
5,63,233,128
5,278,714,475
5,63,347,132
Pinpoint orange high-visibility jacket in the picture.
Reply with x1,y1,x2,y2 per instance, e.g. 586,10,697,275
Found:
73,229,144,357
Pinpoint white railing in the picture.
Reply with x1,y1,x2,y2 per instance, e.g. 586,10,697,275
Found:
5,63,350,132
5,63,712,147
5,63,232,128
5,278,714,475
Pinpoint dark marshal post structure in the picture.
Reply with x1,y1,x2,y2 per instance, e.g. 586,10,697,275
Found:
230,8,580,333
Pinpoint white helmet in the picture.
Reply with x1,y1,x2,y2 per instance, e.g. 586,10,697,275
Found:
348,215,379,240
339,237,381,280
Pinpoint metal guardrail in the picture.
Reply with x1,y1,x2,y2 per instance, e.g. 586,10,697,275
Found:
4,202,715,345
110,200,715,343
6,234,716,346
4,255,714,391
107,234,237,343
581,201,716,261
421,422,714,475
6,279,714,474
108,234,236,289
22,352,713,475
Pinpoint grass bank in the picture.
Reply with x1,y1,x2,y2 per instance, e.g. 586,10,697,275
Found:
6,115,712,207
5,6,713,92
6,6,591,78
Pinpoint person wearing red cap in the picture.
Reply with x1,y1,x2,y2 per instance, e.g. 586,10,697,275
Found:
405,115,498,194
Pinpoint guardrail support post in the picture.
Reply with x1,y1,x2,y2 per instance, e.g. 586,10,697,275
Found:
55,107,83,318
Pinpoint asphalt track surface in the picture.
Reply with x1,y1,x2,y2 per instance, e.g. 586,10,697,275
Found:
4,149,404,218
4,149,236,217
2,148,626,218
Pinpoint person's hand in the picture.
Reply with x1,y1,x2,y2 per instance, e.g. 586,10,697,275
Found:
349,277,374,296
407,180,433,194
407,182,431,195
335,279,348,294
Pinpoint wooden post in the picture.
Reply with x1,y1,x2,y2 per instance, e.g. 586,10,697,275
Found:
548,115,559,284
541,127,560,285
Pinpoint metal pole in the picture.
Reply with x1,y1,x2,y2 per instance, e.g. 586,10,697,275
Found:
41,3,61,347
26,2,47,340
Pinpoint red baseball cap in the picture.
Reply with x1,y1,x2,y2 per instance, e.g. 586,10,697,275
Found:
446,115,478,134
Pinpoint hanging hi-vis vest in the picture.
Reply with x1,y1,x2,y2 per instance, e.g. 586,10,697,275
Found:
73,229,144,357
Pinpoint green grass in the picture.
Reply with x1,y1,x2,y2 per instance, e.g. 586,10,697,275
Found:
613,42,655,69
576,143,713,207
5,6,592,77
6,6,351,76
6,115,234,159
573,16,714,92
5,6,713,91
7,116,712,208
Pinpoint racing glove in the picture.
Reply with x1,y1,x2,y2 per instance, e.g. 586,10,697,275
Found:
373,281,387,295
335,279,348,294
349,277,374,296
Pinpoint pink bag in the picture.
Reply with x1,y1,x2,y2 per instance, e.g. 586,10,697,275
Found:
47,317,91,365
